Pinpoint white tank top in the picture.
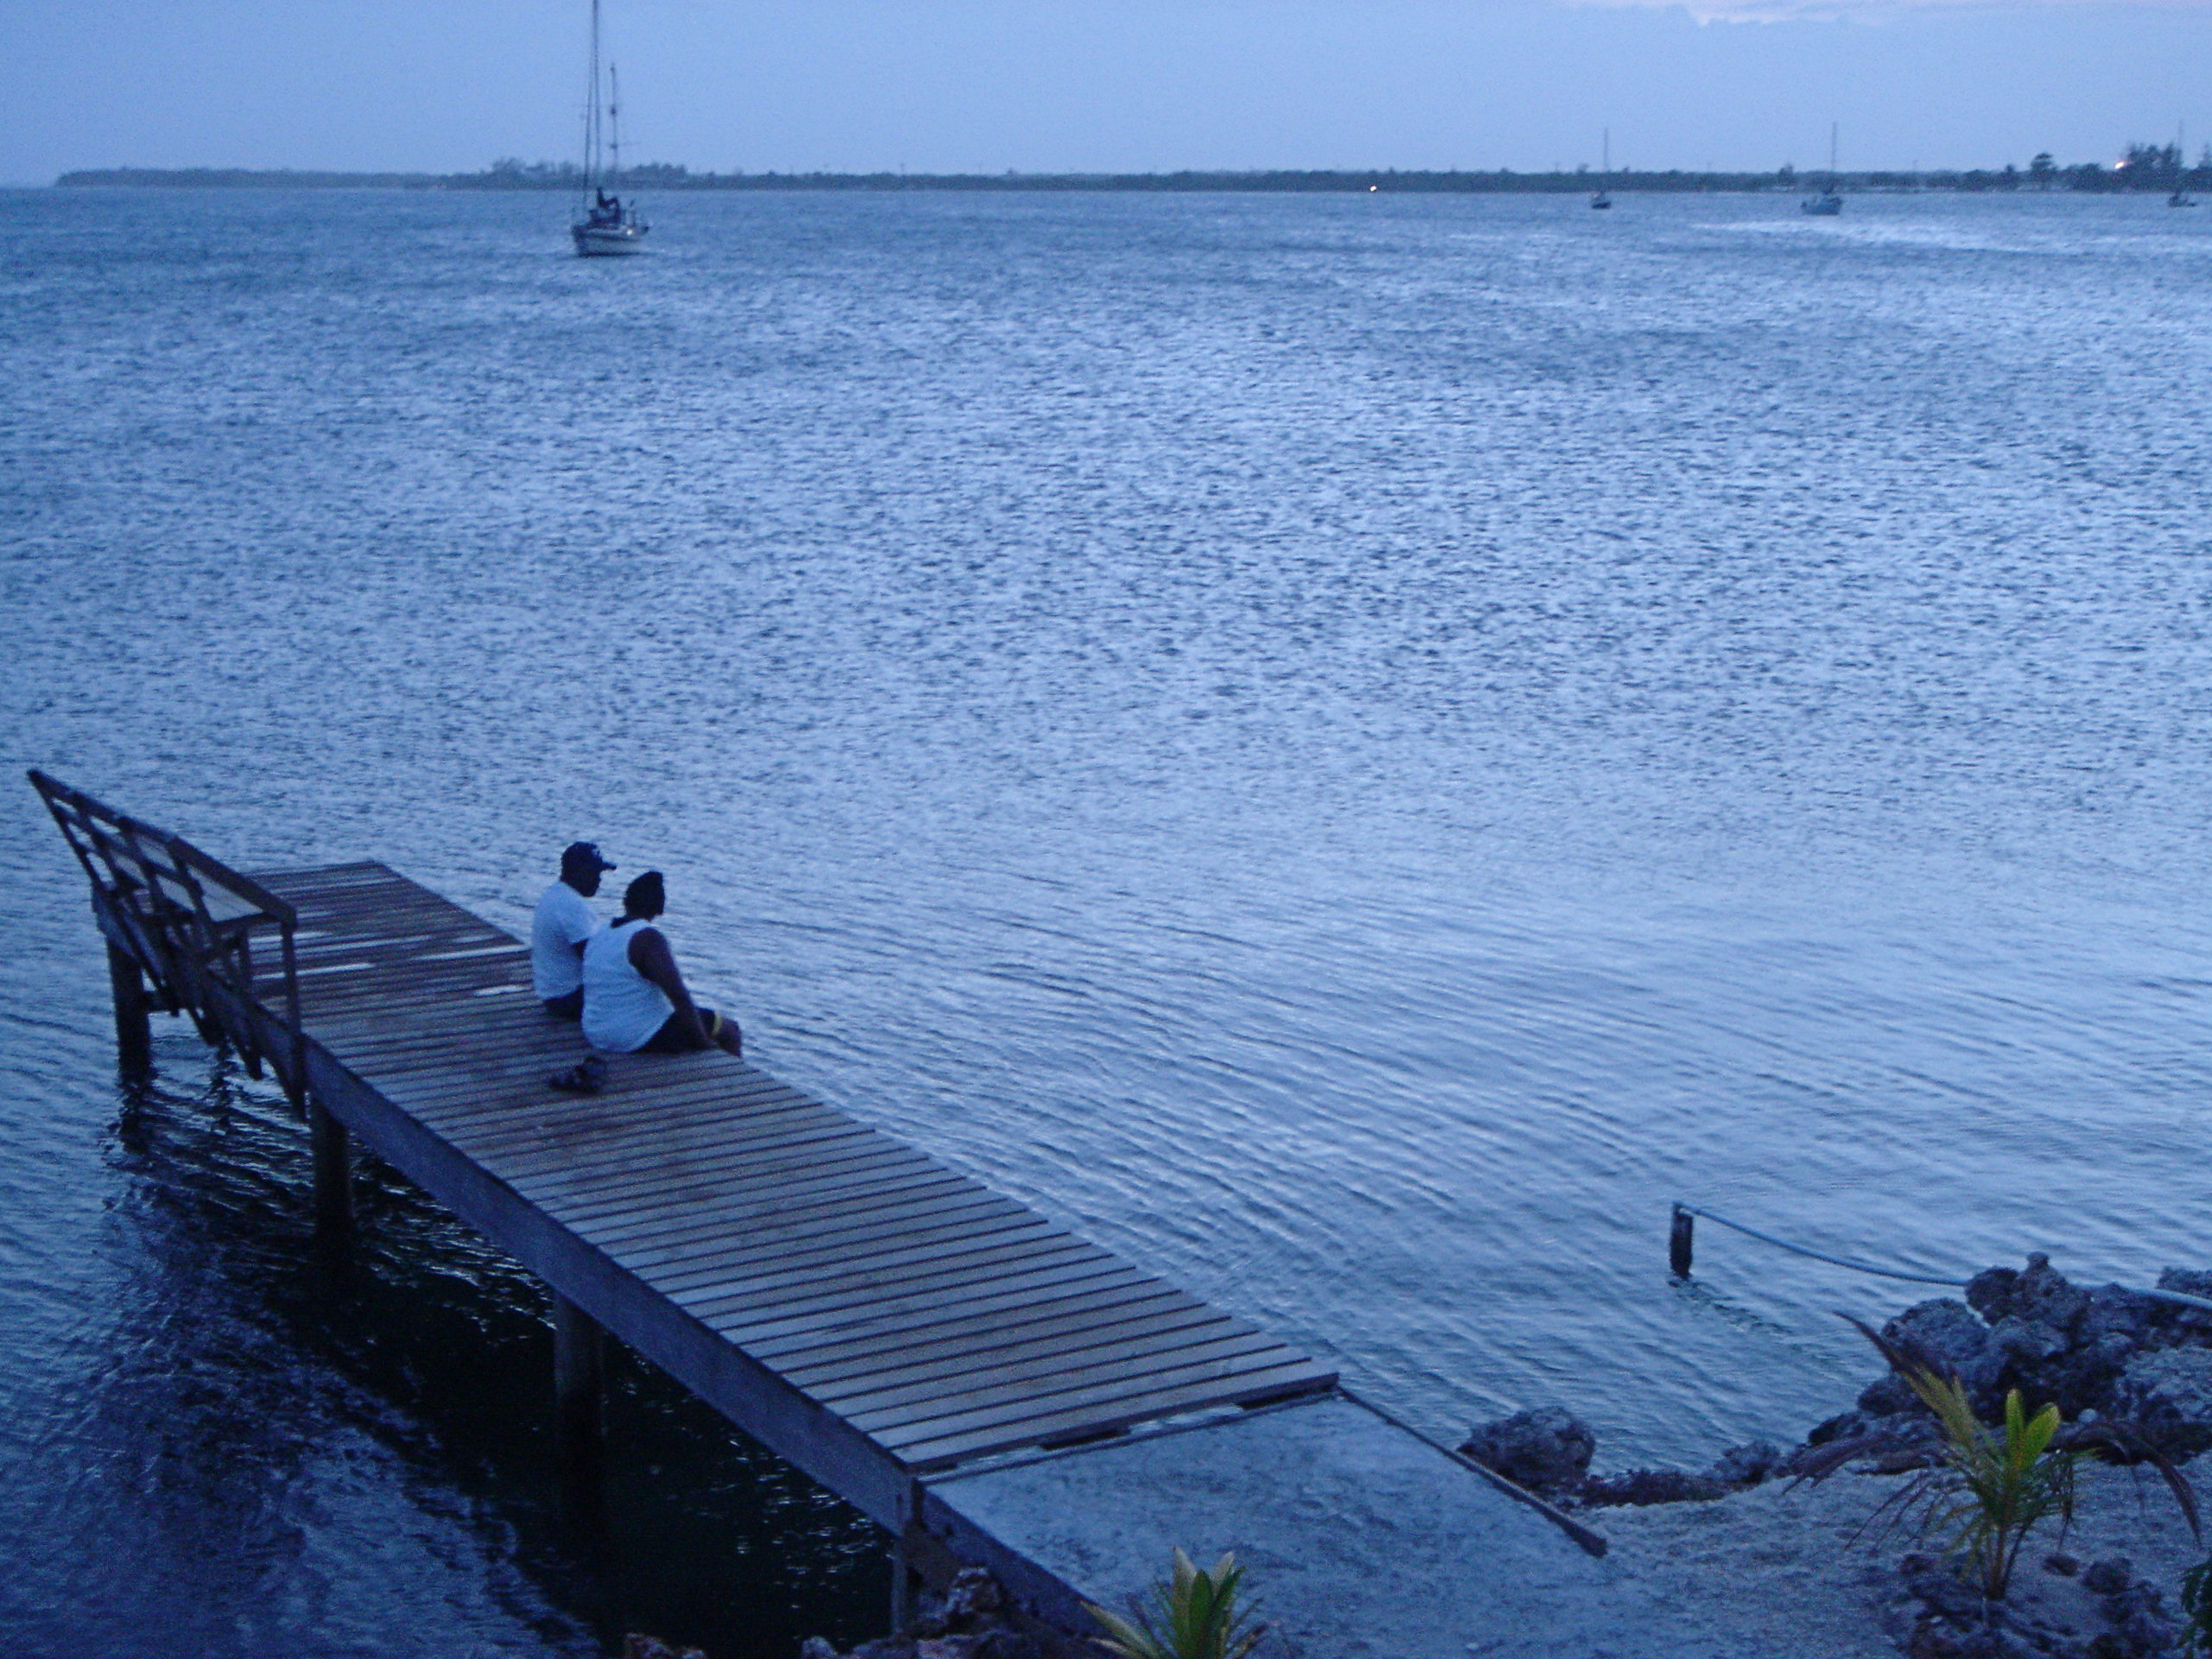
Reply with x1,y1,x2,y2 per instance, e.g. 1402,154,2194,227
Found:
581,920,675,1053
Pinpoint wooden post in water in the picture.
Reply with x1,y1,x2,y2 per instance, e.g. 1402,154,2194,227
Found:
1669,1204,1695,1277
309,1098,353,1244
553,1294,605,1491
106,941,151,1070
889,1533,916,1636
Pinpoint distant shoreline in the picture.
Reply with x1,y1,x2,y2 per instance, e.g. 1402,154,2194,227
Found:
49,161,2207,194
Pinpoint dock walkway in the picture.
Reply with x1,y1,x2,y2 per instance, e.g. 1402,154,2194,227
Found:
257,858,1334,1489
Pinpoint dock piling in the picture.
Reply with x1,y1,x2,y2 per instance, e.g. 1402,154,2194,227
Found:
309,1098,353,1244
1669,1203,1695,1277
106,941,152,1070
553,1294,605,1489
889,1532,916,1636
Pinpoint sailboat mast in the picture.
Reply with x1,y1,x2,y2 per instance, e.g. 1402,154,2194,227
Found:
1829,121,1839,187
586,0,602,191
609,64,622,185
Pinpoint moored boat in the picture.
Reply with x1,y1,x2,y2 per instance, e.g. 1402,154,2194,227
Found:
571,4,649,256
1802,123,1844,216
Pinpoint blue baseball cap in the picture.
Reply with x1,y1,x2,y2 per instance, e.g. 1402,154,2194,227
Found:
561,841,616,875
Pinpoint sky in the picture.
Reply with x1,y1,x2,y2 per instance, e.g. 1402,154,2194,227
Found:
7,0,2211,183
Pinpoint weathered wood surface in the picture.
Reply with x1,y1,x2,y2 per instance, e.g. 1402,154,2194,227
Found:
244,861,1334,1508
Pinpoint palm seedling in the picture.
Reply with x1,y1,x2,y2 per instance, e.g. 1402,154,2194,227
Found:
1797,1315,2199,1601
2183,1558,2212,1655
1085,1547,1266,1659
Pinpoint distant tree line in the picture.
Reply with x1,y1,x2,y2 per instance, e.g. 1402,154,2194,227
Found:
57,148,2212,193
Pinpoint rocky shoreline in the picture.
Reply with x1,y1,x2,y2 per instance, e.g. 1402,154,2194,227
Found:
1455,1254,2212,1658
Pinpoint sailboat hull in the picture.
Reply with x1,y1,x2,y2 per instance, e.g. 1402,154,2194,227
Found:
572,222,649,256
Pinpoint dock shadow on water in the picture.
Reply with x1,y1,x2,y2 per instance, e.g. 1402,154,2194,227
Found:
86,1044,887,1659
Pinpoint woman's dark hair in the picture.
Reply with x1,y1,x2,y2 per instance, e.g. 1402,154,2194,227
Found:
624,870,666,917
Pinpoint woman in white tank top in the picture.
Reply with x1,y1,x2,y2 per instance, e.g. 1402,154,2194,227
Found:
580,871,743,1057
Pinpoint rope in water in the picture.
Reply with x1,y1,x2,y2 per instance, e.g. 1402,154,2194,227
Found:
1670,1200,2212,1314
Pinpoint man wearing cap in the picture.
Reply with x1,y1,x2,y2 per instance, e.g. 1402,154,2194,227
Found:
531,842,615,1020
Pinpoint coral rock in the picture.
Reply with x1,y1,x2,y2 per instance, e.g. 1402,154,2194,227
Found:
2082,1558,2133,1595
1459,1406,1595,1494
1885,1299,1993,1377
625,1637,707,1659
1578,1467,1731,1506
2112,1349,2212,1427
942,1567,1005,1625
1708,1440,1781,1485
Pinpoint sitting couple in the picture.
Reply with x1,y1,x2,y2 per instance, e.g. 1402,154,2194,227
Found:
533,842,742,1062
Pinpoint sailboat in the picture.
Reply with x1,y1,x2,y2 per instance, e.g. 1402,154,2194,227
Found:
2170,121,2197,208
1802,123,1843,216
1591,129,1613,210
571,0,649,256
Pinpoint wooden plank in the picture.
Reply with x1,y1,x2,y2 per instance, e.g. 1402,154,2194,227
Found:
423,1089,835,1165
645,1210,1065,1302
708,1257,1151,1349
485,1107,888,1186
586,1179,1010,1275
498,1121,891,1209
802,1307,1252,1417
577,1169,983,1257
510,1135,928,1223
889,1358,1338,1471
623,1192,1035,1287
297,963,533,1010
427,1077,830,1154
828,1327,1283,1425
382,1057,798,1113
776,1287,1219,1385
391,1072,814,1144
675,1235,1108,1325
301,987,536,1029
745,1271,1185,1367
531,1143,935,1231
287,921,513,957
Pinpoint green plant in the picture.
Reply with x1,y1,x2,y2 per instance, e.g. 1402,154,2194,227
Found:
1084,1548,1265,1659
1799,1316,2199,1603
2183,1558,2212,1654
1904,1365,2072,1600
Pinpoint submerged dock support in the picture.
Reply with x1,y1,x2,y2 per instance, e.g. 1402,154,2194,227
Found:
553,1294,605,1492
309,1098,353,1244
1669,1203,1695,1276
889,1532,916,1636
106,941,152,1071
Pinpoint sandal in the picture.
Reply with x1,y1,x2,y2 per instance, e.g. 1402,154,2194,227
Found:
548,1055,608,1095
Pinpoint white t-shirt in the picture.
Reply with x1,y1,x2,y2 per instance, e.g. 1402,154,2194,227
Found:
582,921,676,1052
531,881,600,999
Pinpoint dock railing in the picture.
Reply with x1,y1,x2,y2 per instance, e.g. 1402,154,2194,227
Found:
29,769,304,1093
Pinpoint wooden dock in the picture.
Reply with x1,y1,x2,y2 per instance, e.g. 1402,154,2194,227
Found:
30,772,1344,1638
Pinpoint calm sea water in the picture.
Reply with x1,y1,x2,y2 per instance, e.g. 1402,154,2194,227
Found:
4,185,2211,1657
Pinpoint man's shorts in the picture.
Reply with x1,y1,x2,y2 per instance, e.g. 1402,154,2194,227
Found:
638,1005,736,1054
542,988,585,1021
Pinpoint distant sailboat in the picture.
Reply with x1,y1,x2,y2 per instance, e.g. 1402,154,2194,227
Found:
1802,123,1843,216
1591,129,1613,210
572,0,649,256
2171,121,2198,208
